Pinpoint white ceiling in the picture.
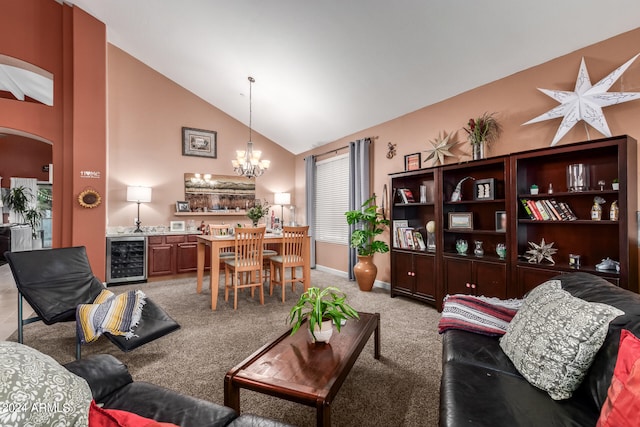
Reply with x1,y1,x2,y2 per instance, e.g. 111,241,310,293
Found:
66,0,640,154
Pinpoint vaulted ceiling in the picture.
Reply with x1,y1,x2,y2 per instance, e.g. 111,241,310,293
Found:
66,0,640,154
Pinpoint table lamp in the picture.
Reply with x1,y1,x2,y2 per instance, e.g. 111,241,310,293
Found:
127,186,152,233
274,192,291,227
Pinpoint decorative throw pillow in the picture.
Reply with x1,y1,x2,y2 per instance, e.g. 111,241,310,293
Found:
499,280,624,400
89,400,180,427
596,329,640,427
0,341,92,427
438,294,522,336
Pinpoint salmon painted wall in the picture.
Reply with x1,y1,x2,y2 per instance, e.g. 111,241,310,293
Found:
0,135,52,182
0,1,107,278
296,27,640,283
106,45,296,229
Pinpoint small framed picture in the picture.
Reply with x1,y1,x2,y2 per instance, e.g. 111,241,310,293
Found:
448,212,473,230
404,153,422,171
176,201,190,212
182,127,217,158
495,211,507,232
474,178,495,200
170,221,186,232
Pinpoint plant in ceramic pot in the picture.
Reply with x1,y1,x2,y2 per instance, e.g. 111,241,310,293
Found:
2,186,31,223
345,195,390,291
288,286,359,343
246,199,270,226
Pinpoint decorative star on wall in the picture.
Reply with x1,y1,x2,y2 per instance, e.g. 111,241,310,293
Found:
523,54,640,146
423,131,460,166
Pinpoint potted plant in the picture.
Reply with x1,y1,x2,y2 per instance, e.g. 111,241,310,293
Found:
530,184,539,195
345,195,390,291
612,179,620,191
2,186,31,223
463,112,501,160
246,199,270,226
287,286,359,343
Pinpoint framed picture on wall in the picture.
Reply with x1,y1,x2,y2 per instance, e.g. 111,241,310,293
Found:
404,153,421,171
182,127,217,158
176,201,190,212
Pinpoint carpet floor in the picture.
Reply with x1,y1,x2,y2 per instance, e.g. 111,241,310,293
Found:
7,269,443,427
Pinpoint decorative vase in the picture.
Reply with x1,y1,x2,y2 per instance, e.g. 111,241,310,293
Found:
474,240,484,257
309,319,333,343
472,141,486,160
496,243,506,259
353,255,377,291
455,239,468,255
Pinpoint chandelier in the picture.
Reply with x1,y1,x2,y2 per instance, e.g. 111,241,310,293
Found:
232,76,270,177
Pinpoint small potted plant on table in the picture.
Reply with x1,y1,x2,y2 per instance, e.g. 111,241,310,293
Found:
288,286,359,343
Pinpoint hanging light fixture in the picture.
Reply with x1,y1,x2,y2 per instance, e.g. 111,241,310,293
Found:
232,76,270,177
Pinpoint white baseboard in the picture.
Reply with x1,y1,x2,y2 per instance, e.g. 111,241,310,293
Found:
314,265,390,290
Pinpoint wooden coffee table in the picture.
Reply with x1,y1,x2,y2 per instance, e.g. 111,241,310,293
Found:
224,312,380,427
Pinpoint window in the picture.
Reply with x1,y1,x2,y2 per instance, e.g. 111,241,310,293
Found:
314,154,349,244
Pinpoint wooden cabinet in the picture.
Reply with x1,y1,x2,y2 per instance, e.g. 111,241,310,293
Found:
389,135,637,308
391,250,436,304
443,256,507,298
513,135,637,294
148,234,209,277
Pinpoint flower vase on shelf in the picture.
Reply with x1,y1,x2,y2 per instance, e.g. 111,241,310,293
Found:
472,141,486,161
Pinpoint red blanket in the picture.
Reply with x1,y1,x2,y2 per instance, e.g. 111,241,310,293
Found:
89,400,179,427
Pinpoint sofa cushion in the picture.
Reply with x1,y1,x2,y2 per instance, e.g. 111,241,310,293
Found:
596,329,640,427
0,341,93,427
439,360,600,427
500,280,624,400
438,294,521,336
102,381,237,427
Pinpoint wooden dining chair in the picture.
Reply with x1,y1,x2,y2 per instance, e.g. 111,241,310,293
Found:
207,224,236,266
269,226,309,302
224,226,266,309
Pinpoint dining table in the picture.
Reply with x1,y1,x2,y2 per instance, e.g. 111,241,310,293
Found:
196,233,311,310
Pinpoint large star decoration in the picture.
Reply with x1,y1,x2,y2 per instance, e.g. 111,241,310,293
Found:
526,238,558,265
423,131,460,166
523,54,640,146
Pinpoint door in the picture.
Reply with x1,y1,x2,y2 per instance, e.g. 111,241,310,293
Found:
443,257,473,295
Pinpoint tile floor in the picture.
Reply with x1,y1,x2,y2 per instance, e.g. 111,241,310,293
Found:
0,262,32,341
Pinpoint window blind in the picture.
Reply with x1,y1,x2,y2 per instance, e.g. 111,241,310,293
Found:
314,154,349,245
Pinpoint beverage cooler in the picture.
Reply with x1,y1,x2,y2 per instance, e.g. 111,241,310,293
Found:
106,236,147,285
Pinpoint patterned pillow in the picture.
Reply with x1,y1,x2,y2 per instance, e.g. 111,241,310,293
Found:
0,341,92,427
500,280,624,400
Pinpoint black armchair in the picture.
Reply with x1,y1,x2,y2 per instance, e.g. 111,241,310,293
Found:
5,246,180,359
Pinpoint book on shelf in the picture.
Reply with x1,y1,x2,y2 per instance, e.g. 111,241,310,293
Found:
404,229,415,249
520,198,577,221
413,231,426,250
392,220,408,247
396,188,415,203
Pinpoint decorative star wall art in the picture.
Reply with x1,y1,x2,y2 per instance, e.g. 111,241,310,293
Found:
523,53,640,146
423,131,460,166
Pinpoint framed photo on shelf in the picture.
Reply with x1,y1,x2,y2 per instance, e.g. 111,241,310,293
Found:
170,221,186,232
449,212,473,230
495,211,507,232
473,178,495,200
176,201,190,212
182,127,217,158
404,153,421,171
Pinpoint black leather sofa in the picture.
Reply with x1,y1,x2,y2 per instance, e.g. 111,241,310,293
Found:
439,272,640,427
64,353,293,427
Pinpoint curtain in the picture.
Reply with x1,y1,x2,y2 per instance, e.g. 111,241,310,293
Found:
348,138,371,280
9,177,37,224
304,155,316,268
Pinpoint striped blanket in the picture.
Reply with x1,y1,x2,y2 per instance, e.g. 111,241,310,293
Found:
438,294,523,336
76,289,146,344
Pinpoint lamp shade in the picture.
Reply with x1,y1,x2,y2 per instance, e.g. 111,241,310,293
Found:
274,192,291,206
127,186,152,203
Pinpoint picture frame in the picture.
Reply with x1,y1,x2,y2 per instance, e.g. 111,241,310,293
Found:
170,221,186,232
176,201,190,212
182,127,217,158
448,212,473,230
473,178,495,200
495,211,507,232
404,153,421,171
